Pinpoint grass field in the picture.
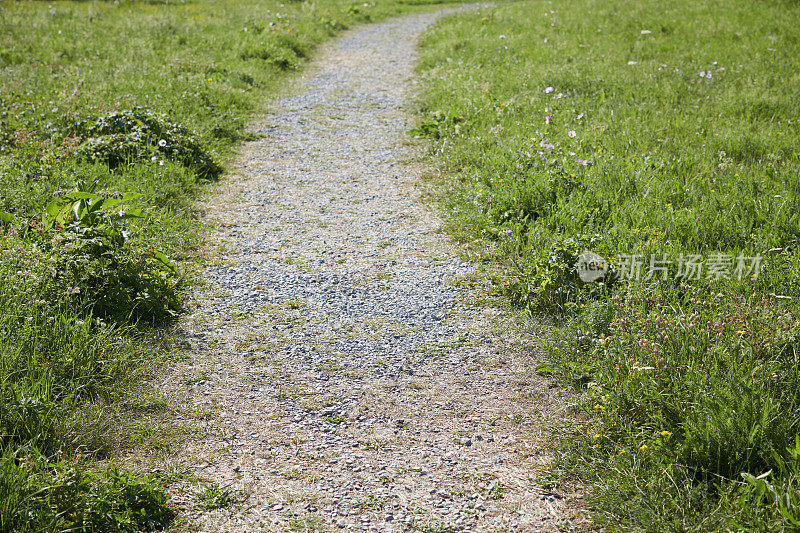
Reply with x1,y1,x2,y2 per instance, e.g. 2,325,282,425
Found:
6,0,799,529
0,0,462,530
416,0,800,529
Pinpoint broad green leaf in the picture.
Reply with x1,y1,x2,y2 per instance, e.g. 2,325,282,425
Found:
44,197,76,230
120,209,145,219
151,251,178,273
60,192,95,203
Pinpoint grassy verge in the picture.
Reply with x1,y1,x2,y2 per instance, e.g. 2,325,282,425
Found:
0,0,464,530
416,0,800,529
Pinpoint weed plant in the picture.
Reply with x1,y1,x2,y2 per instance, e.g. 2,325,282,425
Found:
417,0,800,529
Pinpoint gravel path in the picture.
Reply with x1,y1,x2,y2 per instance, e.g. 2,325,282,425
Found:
162,8,578,532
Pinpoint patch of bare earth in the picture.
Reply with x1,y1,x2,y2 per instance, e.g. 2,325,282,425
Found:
155,9,584,533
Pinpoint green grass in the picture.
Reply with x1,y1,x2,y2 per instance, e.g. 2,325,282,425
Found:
416,0,800,530
0,0,466,529
353,494,388,509
193,483,238,511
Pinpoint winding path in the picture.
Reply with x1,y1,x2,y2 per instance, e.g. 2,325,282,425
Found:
164,8,577,532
